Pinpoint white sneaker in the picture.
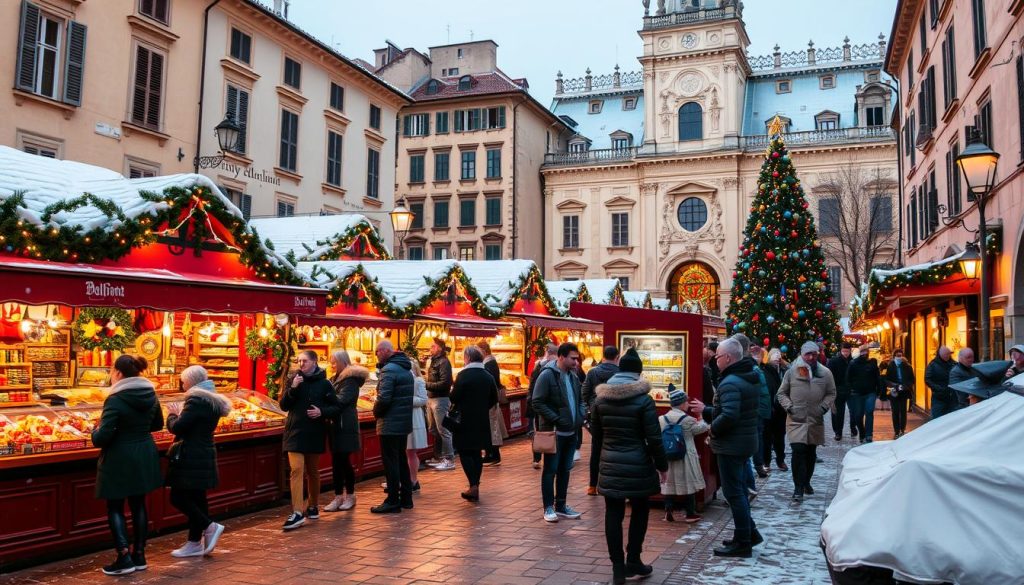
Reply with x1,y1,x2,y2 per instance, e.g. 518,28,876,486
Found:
202,523,224,555
433,459,456,471
338,495,356,511
323,495,345,512
543,506,559,523
171,541,205,558
573,451,581,462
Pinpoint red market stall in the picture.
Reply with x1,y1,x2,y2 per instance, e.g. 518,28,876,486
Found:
568,302,718,503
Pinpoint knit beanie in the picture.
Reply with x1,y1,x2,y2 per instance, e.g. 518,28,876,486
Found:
667,383,687,406
619,348,643,374
800,341,820,356
180,365,209,390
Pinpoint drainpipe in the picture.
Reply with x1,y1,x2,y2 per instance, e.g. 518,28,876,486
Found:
512,98,522,258
195,0,224,173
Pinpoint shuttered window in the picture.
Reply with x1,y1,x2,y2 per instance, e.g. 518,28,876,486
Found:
326,131,343,186
279,109,298,171
138,0,169,24
230,28,251,64
15,2,87,106
225,85,249,153
131,45,165,130
366,149,380,199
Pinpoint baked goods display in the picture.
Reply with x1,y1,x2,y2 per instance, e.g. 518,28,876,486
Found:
0,410,97,455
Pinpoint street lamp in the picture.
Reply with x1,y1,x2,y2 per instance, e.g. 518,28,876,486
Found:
389,200,415,259
956,128,1000,360
958,243,981,280
194,115,241,169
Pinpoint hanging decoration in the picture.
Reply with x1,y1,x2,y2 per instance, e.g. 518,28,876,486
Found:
245,322,290,400
73,307,136,351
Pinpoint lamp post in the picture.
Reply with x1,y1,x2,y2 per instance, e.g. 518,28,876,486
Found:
389,200,414,259
956,128,1000,361
193,115,241,170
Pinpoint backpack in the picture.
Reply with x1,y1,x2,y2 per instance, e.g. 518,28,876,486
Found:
660,413,686,461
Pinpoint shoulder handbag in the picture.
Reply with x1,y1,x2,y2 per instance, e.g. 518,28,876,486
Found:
442,406,462,433
532,430,557,454
497,385,509,405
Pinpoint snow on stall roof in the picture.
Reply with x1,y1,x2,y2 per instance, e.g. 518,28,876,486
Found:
544,280,588,313
579,279,622,303
0,146,236,232
295,260,361,286
457,260,538,313
300,260,458,310
651,298,670,310
623,291,650,308
249,215,386,261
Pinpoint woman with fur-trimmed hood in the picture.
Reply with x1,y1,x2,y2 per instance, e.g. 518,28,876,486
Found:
165,365,232,558
324,350,368,512
591,348,668,584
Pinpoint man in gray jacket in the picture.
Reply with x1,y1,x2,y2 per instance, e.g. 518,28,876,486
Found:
582,346,620,496
949,348,979,410
370,341,415,514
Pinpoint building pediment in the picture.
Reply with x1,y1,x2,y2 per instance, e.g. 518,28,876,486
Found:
603,196,636,209
664,181,717,197
602,258,639,269
556,199,587,211
481,231,506,242
553,259,588,271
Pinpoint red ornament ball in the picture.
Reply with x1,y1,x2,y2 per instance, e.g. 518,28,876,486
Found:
777,334,786,342
790,230,798,238
772,171,780,178
765,251,776,261
815,310,823,318
772,151,780,159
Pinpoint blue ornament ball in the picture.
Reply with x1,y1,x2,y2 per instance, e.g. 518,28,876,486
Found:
824,303,832,310
766,315,776,324
780,344,789,353
744,282,752,290
800,283,807,289
738,321,746,330
798,310,806,318
4,245,11,253
782,155,791,162
758,270,767,277
802,249,810,257
742,262,750,270
784,211,793,219
766,294,775,303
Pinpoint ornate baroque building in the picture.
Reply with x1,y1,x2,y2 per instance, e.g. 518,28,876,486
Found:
542,0,899,315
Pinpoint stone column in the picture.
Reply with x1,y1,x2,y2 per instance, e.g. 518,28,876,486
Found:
640,182,659,290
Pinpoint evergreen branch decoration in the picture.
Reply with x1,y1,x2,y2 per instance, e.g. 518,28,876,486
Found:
73,307,137,351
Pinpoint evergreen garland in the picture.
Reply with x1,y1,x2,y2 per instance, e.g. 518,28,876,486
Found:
244,326,289,400
72,307,137,351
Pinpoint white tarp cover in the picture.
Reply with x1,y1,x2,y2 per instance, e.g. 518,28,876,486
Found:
822,391,1024,585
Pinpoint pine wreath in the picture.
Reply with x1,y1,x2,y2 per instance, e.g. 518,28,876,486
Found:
73,307,137,351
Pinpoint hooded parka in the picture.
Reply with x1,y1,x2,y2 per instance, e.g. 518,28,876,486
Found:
91,376,164,499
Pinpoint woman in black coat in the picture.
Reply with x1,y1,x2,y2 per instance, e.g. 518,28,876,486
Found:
449,346,498,502
279,350,340,530
762,349,789,470
90,355,164,576
323,350,367,513
590,348,667,585
165,366,231,558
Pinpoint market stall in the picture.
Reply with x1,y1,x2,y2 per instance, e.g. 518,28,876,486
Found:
0,147,327,568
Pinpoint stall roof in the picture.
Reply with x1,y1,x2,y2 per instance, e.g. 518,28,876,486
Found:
544,280,591,313
578,279,625,304
505,313,603,332
651,298,671,310
299,259,458,312
457,260,543,314
0,256,326,314
623,290,652,309
415,314,506,338
248,215,391,262
849,250,967,327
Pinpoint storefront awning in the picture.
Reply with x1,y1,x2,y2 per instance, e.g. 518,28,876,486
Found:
296,314,412,330
505,312,603,333
415,315,507,338
0,257,327,315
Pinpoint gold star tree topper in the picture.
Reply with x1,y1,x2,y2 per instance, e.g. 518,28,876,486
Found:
767,115,786,138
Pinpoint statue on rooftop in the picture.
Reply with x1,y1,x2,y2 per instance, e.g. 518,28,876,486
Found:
643,0,650,15
656,0,666,16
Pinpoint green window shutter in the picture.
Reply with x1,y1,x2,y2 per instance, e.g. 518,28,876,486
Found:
498,106,506,128
403,115,411,137
16,1,41,92
454,110,464,132
62,20,87,106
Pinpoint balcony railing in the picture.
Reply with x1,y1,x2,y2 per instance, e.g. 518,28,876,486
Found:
544,147,638,166
642,0,741,30
740,126,895,151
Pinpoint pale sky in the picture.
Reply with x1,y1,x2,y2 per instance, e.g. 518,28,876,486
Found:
288,0,898,105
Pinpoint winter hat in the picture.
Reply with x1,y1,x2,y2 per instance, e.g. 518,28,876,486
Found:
1009,344,1024,357
667,384,687,406
432,337,448,352
180,365,209,390
619,348,643,374
800,341,820,356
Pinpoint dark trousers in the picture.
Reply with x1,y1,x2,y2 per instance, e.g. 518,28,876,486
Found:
604,496,650,565
170,487,211,542
717,454,756,543
764,409,786,465
890,396,910,434
663,493,696,516
848,393,876,440
380,434,412,505
752,418,766,468
791,443,818,490
931,395,958,419
484,446,501,461
831,392,851,437
529,417,542,463
459,449,483,486
541,433,577,508
106,494,147,553
589,429,601,487
331,450,356,495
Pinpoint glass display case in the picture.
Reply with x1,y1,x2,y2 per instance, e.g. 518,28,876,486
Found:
618,331,689,402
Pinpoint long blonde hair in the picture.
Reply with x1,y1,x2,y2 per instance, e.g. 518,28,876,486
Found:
410,359,423,378
331,350,352,374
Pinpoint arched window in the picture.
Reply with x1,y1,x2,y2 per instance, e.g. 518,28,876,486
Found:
426,79,440,95
458,75,472,91
669,262,719,312
678,102,702,141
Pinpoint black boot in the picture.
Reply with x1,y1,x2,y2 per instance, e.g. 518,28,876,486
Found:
713,541,752,558
625,557,653,578
723,528,763,547
611,563,626,585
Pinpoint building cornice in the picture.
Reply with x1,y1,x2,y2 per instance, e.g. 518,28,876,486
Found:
884,0,924,76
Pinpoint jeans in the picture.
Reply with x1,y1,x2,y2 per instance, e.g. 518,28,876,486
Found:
541,433,577,508
331,450,356,495
743,458,756,491
459,449,483,487
790,443,817,490
604,496,650,565
831,392,850,437
170,487,211,542
890,396,910,434
287,452,320,513
530,417,542,463
106,495,147,553
764,409,787,465
426,397,454,459
931,394,959,419
380,434,412,505
717,454,756,543
752,418,767,468
848,393,876,440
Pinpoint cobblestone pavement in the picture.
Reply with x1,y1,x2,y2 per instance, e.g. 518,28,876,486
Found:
1,406,925,585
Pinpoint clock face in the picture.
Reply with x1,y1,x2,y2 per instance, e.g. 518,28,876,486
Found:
682,33,698,49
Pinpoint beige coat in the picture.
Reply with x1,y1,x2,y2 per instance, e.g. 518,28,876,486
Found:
658,407,709,496
776,357,837,445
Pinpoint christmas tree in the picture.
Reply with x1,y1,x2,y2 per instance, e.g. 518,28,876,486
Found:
725,116,841,359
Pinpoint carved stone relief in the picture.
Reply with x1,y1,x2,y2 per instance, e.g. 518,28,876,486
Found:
710,65,720,79
677,72,703,96
708,87,721,132
659,189,727,260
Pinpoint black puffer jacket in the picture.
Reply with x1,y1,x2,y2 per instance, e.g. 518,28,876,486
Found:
763,362,788,414
280,367,340,454
165,383,231,490
702,358,760,457
847,355,882,396
373,352,414,436
329,365,368,453
581,361,619,410
924,355,955,401
591,375,667,499
91,377,164,499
